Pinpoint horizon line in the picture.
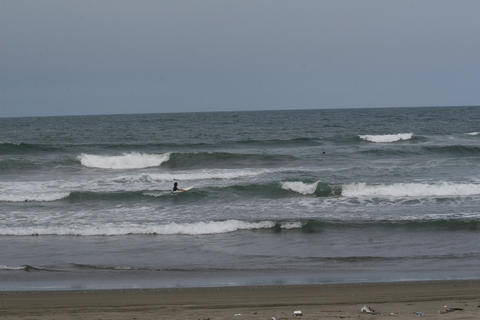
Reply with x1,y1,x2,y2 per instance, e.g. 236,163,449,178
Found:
1,104,479,120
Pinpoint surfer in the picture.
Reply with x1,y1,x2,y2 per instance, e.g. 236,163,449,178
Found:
172,182,184,192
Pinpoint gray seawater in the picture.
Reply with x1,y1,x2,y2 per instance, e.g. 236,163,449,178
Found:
1,107,480,290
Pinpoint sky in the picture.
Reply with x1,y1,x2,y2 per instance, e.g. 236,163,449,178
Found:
1,0,480,117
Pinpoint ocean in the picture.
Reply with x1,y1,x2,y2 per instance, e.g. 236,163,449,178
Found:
1,106,480,290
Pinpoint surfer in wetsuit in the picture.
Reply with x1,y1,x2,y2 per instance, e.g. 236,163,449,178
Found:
172,182,184,192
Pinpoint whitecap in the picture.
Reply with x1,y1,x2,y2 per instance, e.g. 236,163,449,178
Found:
78,152,171,169
359,133,413,143
342,182,480,198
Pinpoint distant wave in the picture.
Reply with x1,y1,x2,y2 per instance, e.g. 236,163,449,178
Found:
423,145,480,155
77,152,293,170
0,192,70,202
0,264,51,272
232,137,321,147
281,181,341,196
343,182,480,198
361,144,480,157
78,152,171,169
0,159,38,172
163,152,295,169
359,133,413,143
0,142,58,154
465,132,480,136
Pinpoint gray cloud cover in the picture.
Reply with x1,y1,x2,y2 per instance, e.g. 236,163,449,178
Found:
1,0,480,117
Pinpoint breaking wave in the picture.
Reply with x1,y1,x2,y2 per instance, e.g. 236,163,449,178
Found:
342,182,480,198
465,132,480,136
281,181,319,195
0,192,70,202
0,220,295,236
78,152,171,169
0,264,50,272
280,181,341,196
3,218,480,236
359,133,413,143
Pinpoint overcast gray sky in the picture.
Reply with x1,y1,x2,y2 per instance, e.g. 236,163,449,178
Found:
1,0,480,117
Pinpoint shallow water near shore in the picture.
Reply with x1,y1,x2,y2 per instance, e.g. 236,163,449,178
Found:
1,107,480,290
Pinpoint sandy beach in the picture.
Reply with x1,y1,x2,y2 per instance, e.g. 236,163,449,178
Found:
1,280,480,319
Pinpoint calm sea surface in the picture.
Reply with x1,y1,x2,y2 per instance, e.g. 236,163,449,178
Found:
1,107,480,290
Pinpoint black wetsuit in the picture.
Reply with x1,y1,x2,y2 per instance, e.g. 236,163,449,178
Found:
173,185,178,191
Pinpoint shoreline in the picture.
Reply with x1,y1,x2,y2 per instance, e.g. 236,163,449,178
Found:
2,280,480,319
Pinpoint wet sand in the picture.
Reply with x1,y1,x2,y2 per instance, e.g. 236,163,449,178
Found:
1,280,480,319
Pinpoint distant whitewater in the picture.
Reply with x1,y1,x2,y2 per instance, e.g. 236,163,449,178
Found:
342,182,480,198
359,133,413,143
78,152,171,169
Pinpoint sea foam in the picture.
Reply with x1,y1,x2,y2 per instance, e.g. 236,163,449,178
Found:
359,133,413,143
465,132,480,136
78,152,171,169
342,182,480,198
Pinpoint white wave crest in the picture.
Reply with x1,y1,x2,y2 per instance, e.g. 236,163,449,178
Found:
342,182,480,198
0,220,289,236
281,181,319,195
78,152,171,169
0,265,23,270
359,133,413,143
0,192,70,202
465,132,480,136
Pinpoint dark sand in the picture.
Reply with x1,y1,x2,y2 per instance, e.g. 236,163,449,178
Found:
1,280,480,319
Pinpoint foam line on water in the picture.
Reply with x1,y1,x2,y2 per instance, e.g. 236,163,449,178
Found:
78,152,171,169
359,133,413,143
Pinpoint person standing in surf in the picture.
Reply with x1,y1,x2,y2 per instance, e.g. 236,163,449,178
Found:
172,182,184,192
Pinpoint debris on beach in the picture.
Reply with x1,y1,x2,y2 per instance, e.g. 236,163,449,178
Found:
415,312,424,316
292,310,303,316
439,305,464,314
233,313,242,316
360,305,377,314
